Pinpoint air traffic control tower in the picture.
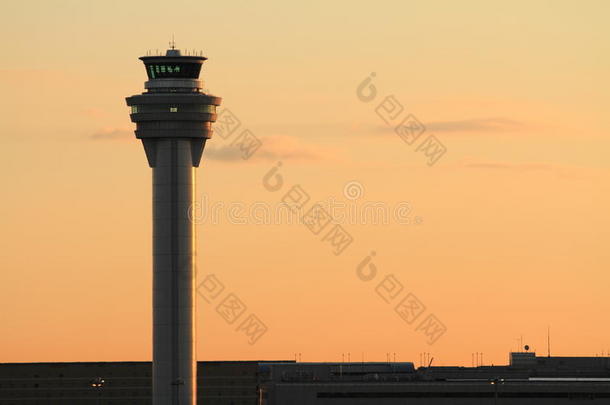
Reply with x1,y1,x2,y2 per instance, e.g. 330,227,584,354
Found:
126,45,221,405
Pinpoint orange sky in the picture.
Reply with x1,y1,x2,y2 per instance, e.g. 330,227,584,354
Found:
1,0,609,367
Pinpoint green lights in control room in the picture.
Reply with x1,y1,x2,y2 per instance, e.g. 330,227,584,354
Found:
145,62,202,79
149,65,181,79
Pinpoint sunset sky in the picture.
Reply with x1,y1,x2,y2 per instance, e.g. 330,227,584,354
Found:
1,0,609,367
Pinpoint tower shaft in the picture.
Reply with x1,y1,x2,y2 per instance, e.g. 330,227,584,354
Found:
152,139,197,404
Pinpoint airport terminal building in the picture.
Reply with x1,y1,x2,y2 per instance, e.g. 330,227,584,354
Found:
260,353,610,404
2,353,610,404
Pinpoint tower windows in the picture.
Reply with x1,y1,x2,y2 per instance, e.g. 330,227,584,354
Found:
199,105,216,113
144,63,201,79
129,105,217,114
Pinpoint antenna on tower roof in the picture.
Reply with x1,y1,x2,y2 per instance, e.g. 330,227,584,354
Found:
169,34,176,50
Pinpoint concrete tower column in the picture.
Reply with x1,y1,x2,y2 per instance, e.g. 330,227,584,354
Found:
126,46,222,405
152,139,197,404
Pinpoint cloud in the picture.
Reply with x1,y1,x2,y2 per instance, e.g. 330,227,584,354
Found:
205,135,330,162
91,127,132,141
370,117,526,136
426,118,525,133
90,130,332,162
459,160,597,179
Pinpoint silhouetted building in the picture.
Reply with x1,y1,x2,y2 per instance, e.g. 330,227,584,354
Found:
260,353,610,404
0,360,290,405
3,354,610,404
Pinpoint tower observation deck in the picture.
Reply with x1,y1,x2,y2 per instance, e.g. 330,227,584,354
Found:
126,47,222,405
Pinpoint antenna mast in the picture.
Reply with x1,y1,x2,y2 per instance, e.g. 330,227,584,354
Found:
169,34,176,50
